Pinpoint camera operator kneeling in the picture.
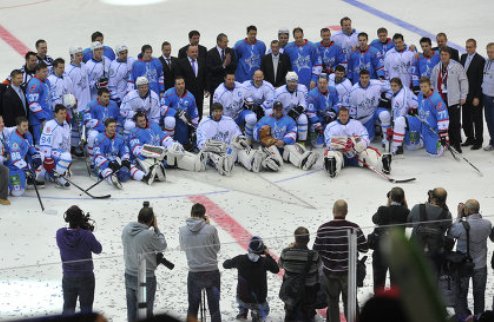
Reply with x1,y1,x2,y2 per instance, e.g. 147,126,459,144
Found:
56,205,102,315
448,199,494,317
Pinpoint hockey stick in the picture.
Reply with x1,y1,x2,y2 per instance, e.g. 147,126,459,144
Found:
364,164,416,183
85,169,121,192
30,171,58,215
62,176,111,199
79,124,92,177
412,116,483,176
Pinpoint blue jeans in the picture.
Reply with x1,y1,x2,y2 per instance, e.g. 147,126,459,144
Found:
125,273,157,322
484,95,494,146
187,270,221,322
237,297,270,321
62,273,95,315
455,267,488,316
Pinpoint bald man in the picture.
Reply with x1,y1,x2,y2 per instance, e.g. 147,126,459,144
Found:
448,199,494,316
313,199,368,322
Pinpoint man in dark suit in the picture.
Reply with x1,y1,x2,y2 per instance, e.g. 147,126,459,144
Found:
0,69,28,127
433,32,460,62
260,40,292,87
159,41,179,91
206,33,237,106
178,30,207,61
175,45,207,120
461,38,486,150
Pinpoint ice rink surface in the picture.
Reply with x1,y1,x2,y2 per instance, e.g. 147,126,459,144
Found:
1,0,494,321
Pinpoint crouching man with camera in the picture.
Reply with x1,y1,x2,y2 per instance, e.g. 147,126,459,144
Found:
448,199,493,317
56,205,102,315
122,201,168,322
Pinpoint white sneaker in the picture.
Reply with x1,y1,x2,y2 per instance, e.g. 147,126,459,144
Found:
483,145,494,151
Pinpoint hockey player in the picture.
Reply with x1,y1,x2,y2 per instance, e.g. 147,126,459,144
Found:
131,44,164,96
416,37,440,80
37,104,72,188
93,118,146,189
273,72,309,143
234,25,266,83
384,34,418,91
161,76,199,146
331,17,359,64
317,28,346,75
82,31,115,62
196,103,264,175
83,88,121,161
5,116,43,197
85,41,111,101
284,27,322,90
8,51,37,90
212,72,249,132
255,101,318,171
347,32,384,83
323,106,391,178
48,58,75,109
108,44,135,105
35,40,53,70
120,76,161,133
370,27,395,57
347,70,392,144
328,65,353,105
128,112,205,184
26,62,52,145
307,76,340,147
390,77,449,156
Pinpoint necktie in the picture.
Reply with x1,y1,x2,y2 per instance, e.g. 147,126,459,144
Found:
191,59,197,77
16,87,27,113
465,55,473,71
166,59,171,68
221,49,225,61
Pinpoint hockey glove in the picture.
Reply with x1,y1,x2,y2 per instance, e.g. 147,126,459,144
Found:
96,77,109,89
386,127,394,141
32,155,43,169
344,137,355,153
314,123,324,134
412,85,420,95
43,157,55,173
351,136,367,153
121,159,131,169
109,161,121,172
177,110,191,124
251,104,265,120
408,108,418,116
287,105,304,121
439,130,449,146
323,110,337,124
259,125,278,147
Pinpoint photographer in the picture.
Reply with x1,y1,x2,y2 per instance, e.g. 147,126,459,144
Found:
56,205,102,315
122,202,167,322
408,187,452,277
179,203,221,322
223,236,279,321
370,187,409,293
448,199,493,317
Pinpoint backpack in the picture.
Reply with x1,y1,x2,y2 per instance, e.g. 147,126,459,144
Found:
414,204,451,253
279,251,315,308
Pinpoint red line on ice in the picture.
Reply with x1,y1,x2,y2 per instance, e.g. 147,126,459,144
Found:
0,24,31,56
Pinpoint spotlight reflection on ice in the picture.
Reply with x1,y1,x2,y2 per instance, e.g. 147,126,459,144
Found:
100,0,166,6
0,280,61,317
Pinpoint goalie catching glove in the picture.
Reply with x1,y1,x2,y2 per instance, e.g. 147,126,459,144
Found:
259,125,278,147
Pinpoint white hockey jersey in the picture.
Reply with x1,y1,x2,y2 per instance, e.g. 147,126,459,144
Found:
47,74,75,109
348,80,391,124
391,86,418,119
108,57,135,102
242,80,275,111
324,118,370,149
384,48,418,88
331,30,359,62
213,82,247,120
39,119,71,157
66,63,91,112
273,84,308,115
120,89,161,125
85,57,111,100
196,116,242,150
328,74,353,105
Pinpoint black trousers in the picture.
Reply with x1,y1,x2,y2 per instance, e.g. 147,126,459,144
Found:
462,100,484,145
448,104,462,148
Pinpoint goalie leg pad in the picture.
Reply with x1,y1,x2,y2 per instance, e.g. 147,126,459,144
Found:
176,151,207,172
261,146,283,171
358,147,382,171
203,140,227,154
237,148,263,173
155,164,166,182
141,144,167,160
52,151,72,176
323,150,344,175
165,142,185,160
207,152,234,176
283,143,318,170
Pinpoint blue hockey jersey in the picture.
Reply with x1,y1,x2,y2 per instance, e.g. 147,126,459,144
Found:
233,38,266,83
284,40,322,89
6,130,38,170
417,91,449,133
128,123,170,159
415,52,440,80
83,98,121,133
26,77,53,125
307,86,340,125
82,46,116,63
131,58,164,95
347,46,384,83
162,88,199,122
370,38,395,57
316,41,346,74
93,133,130,168
254,115,297,145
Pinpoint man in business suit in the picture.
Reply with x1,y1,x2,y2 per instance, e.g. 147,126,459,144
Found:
206,33,237,107
178,30,207,61
0,69,28,127
159,41,179,91
176,45,207,120
260,40,292,87
461,39,486,150
433,32,460,62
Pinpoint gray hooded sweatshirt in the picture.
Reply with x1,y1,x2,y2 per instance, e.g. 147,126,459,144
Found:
179,217,220,272
122,222,167,277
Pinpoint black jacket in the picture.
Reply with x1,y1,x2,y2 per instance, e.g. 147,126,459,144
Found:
372,204,410,234
158,56,179,91
175,57,207,100
432,45,460,62
223,254,279,304
0,85,28,127
178,44,208,61
206,47,237,93
461,52,486,102
260,53,292,88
